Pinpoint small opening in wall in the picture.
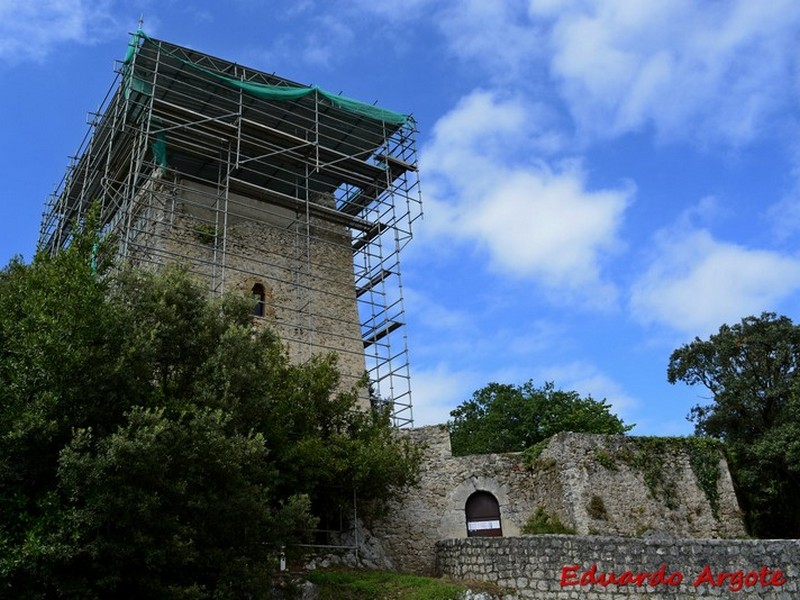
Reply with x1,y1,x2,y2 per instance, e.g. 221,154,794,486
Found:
252,283,266,317
465,490,502,537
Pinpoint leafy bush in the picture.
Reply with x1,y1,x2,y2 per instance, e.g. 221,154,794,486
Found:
587,495,608,520
448,381,632,456
522,507,575,535
669,313,800,537
594,448,618,471
0,226,419,597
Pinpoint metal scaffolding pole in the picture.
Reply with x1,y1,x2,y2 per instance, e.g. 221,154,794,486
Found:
38,32,422,427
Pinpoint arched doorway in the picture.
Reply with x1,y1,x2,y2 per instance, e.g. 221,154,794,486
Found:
465,491,502,537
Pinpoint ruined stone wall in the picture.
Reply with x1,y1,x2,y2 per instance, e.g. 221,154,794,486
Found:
436,536,799,599
371,427,745,575
122,176,368,397
370,426,542,574
535,432,745,539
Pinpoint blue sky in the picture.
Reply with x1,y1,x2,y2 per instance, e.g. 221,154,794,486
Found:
2,1,800,434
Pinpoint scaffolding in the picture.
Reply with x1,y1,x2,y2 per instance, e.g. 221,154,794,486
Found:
39,31,422,427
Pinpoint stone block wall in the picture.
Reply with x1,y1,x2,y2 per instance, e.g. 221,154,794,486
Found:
371,427,745,575
370,426,539,574
122,176,368,399
436,536,800,599
534,433,745,539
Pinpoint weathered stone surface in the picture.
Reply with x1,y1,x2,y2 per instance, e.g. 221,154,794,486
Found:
125,177,368,399
370,428,746,574
436,536,800,599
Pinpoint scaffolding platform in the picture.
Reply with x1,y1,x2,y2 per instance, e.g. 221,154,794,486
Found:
39,31,422,428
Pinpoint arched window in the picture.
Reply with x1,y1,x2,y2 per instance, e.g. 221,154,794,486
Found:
252,283,266,317
465,491,502,537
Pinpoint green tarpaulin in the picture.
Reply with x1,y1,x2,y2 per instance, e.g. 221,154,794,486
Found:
124,30,409,126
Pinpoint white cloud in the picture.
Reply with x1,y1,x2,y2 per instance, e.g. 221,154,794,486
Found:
536,0,800,145
410,356,642,432
404,287,473,333
536,360,640,427
348,0,437,22
421,90,632,306
422,90,551,180
298,14,355,67
410,357,562,427
462,168,629,291
436,0,545,77
766,192,800,242
0,0,117,63
376,0,800,147
346,0,548,86
765,138,800,241
252,9,356,70
631,228,800,336
253,0,799,149
410,364,485,426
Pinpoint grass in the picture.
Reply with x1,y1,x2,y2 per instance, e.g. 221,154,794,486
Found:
304,569,502,600
521,506,576,535
587,495,608,520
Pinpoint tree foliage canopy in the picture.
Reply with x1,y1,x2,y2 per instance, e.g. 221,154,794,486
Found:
0,229,419,598
668,312,800,538
447,380,632,456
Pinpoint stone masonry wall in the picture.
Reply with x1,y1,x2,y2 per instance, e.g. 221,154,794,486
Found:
370,426,541,574
122,176,368,399
436,536,800,599
371,427,745,575
536,432,745,539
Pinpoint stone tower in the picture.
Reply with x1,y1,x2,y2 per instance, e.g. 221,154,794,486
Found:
39,31,421,425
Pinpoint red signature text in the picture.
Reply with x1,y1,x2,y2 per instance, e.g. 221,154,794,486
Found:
692,566,786,592
560,564,682,587
560,564,787,592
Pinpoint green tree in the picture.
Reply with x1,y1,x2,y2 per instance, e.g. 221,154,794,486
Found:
447,380,632,456
668,312,800,538
0,227,419,597
55,406,306,598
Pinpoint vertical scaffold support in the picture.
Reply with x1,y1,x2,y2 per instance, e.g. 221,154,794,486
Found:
38,33,423,427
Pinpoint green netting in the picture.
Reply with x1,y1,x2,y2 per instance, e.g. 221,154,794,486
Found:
122,29,151,99
212,75,408,125
123,30,140,65
125,30,408,126
150,125,168,174
227,79,315,101
317,89,408,125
